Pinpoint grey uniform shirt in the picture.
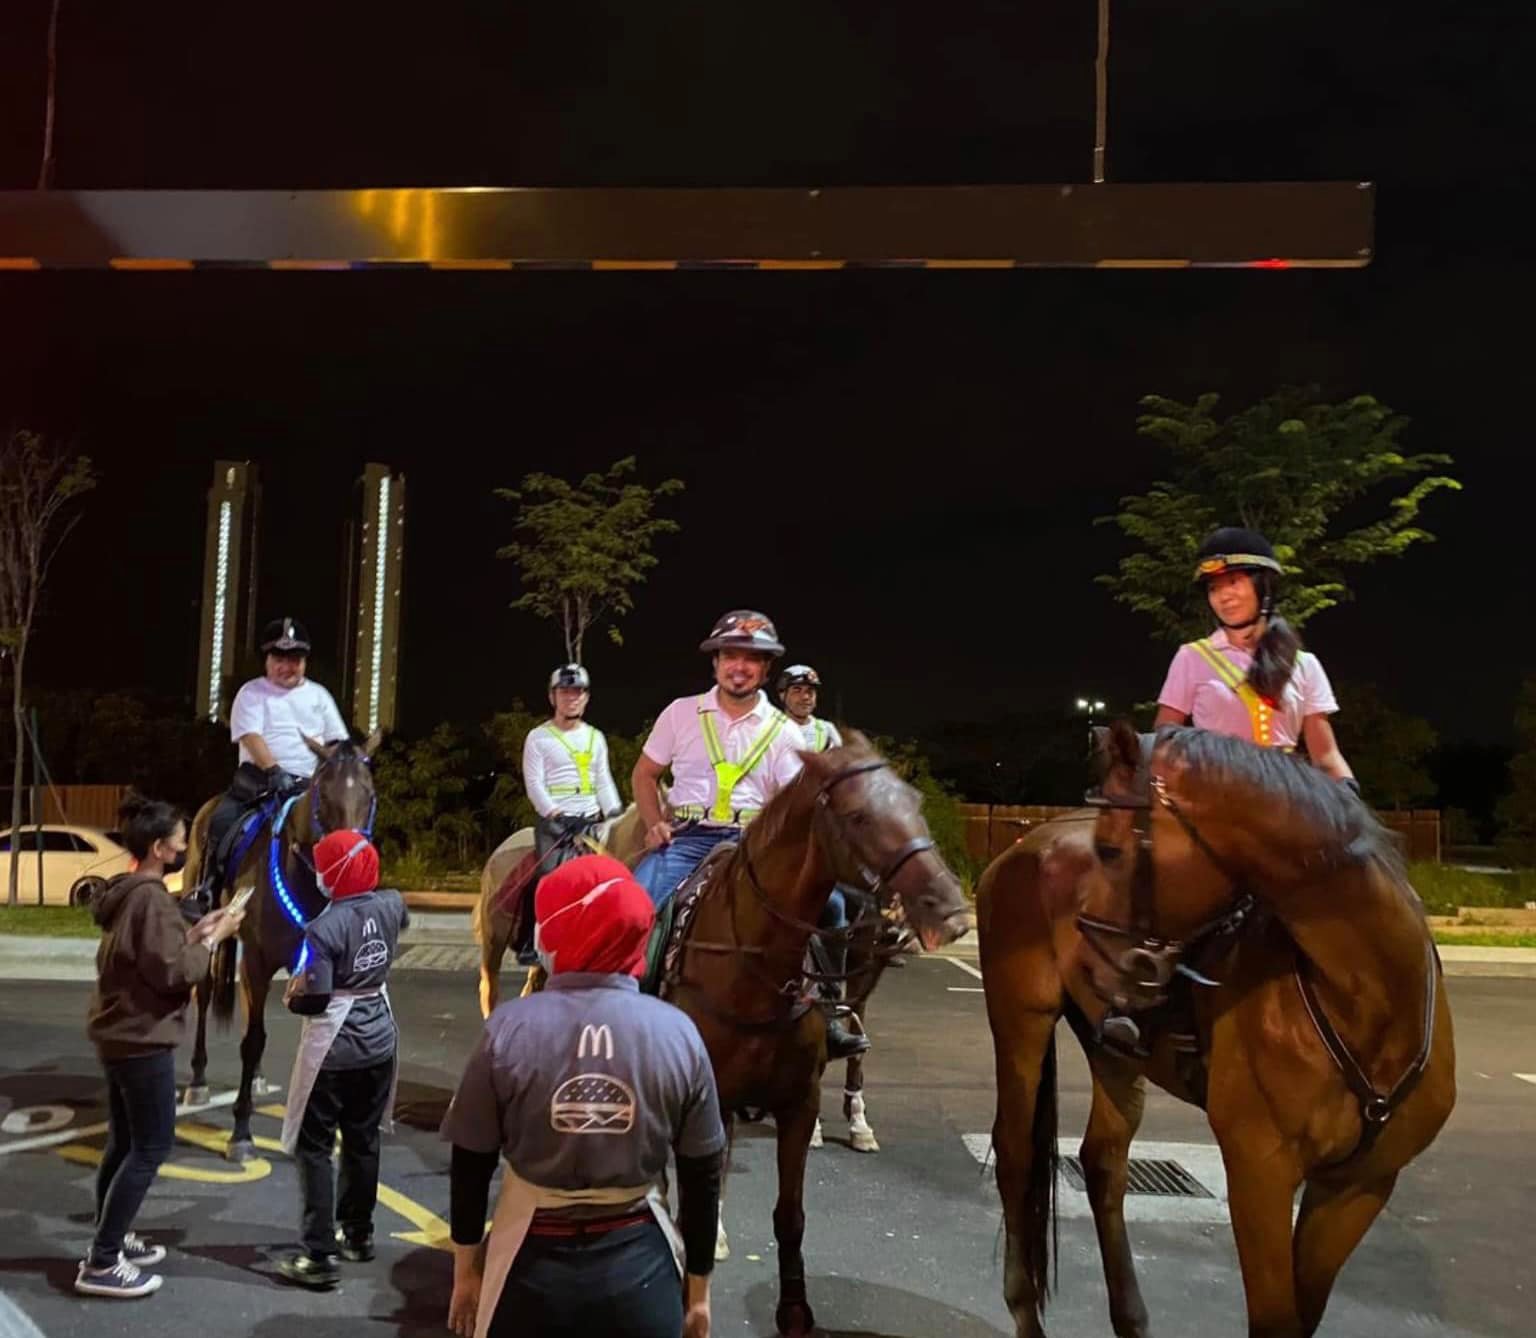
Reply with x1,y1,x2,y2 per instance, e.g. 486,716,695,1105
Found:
301,889,409,1071
441,974,725,1188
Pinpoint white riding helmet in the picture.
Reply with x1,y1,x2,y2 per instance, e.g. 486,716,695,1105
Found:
549,664,591,692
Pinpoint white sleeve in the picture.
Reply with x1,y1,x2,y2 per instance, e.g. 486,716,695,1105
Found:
319,686,349,742
768,727,806,791
593,731,623,816
825,721,844,749
228,683,263,744
523,730,555,819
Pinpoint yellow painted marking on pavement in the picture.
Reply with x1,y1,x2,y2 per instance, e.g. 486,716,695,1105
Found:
55,1120,273,1184
255,1103,288,1119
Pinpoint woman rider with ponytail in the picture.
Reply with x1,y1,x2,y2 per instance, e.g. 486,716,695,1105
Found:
1155,527,1358,792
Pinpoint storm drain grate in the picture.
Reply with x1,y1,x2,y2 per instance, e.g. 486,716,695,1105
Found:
1061,1156,1215,1198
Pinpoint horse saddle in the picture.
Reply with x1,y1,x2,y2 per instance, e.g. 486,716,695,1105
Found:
644,841,736,997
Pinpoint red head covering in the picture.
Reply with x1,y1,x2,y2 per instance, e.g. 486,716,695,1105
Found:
533,853,655,978
314,829,379,900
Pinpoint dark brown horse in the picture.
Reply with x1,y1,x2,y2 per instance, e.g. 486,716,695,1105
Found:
662,732,971,1335
978,721,1455,1338
185,736,379,1160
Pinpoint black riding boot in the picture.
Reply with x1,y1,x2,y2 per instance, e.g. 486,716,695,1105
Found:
819,940,869,1061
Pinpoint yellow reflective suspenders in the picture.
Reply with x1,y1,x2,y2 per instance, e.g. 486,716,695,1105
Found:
543,724,595,797
812,718,828,751
697,698,787,822
1188,639,1275,747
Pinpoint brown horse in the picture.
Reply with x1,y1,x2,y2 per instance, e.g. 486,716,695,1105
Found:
185,736,379,1160
657,732,970,1335
473,803,650,1018
978,721,1455,1338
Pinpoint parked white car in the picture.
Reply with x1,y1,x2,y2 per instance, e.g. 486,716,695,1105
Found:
0,825,184,906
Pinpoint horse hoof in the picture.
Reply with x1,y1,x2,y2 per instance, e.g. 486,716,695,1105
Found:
251,1076,273,1097
850,1128,880,1153
809,1117,823,1149
226,1139,256,1163
183,1085,210,1107
775,1300,816,1336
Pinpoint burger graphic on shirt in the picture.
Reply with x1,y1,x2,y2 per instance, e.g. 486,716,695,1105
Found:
550,1072,637,1135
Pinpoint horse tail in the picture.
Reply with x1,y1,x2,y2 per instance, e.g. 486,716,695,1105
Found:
1018,1029,1059,1304
210,934,239,1028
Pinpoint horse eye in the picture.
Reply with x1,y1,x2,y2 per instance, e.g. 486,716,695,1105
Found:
1094,842,1124,864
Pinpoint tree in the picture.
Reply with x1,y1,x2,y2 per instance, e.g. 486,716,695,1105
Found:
0,431,94,905
369,723,476,866
1497,676,1536,869
1098,388,1461,643
1330,682,1438,810
495,456,683,663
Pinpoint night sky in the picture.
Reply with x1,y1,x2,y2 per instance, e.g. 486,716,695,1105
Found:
0,2,1530,752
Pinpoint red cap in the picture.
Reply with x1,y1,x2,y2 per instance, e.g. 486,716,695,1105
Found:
534,853,654,977
315,829,379,900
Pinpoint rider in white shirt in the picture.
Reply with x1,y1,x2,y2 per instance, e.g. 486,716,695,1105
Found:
522,664,624,866
632,616,866,1061
196,618,348,907
777,665,870,1059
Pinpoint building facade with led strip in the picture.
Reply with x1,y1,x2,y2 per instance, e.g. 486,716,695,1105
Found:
339,463,406,736
194,461,262,723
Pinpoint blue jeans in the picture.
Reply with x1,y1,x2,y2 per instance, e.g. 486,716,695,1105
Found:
633,825,739,910
820,887,850,930
92,1048,177,1268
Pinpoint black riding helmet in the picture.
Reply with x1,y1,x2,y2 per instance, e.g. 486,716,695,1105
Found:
260,617,311,654
1193,528,1282,631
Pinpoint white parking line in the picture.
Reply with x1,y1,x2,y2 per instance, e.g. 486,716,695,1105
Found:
0,1293,47,1338
947,987,985,993
945,956,983,982
0,1089,246,1157
1516,1074,1536,1087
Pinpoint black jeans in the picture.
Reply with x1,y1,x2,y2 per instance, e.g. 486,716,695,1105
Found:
489,1219,682,1338
91,1048,177,1268
294,1060,394,1257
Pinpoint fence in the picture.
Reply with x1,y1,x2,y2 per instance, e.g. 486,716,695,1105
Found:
0,785,132,833
958,802,1441,867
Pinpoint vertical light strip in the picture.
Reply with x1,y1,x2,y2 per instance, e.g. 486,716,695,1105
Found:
208,500,232,719
368,476,390,735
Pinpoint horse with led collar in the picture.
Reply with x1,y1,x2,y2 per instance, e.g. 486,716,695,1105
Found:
185,736,379,1162
978,720,1455,1338
655,732,970,1336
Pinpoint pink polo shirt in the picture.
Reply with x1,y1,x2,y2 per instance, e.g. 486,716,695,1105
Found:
642,687,805,820
1157,629,1339,749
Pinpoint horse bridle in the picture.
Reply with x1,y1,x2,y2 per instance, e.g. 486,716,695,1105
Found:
682,760,935,1022
307,748,378,845
1076,774,1255,1001
1079,764,1439,1160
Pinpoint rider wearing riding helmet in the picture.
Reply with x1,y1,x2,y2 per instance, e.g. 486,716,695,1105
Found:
523,665,624,866
776,665,870,1059
1154,528,1357,791
196,618,349,908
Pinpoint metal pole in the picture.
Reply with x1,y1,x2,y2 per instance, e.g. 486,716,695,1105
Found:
31,710,44,905
1093,0,1110,183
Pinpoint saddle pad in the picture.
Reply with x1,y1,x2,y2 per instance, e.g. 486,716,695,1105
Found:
221,796,283,887
645,841,737,998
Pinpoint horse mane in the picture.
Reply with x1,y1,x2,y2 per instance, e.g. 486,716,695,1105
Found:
744,732,885,856
1156,726,1406,883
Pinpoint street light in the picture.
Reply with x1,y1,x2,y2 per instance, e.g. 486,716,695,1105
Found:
1075,696,1108,729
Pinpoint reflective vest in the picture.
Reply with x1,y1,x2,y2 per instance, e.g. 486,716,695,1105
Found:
694,698,788,822
542,724,596,797
808,718,830,752
1187,638,1278,747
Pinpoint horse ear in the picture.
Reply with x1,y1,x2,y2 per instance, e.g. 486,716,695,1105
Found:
363,728,384,756
1109,718,1142,773
303,735,331,762
840,728,870,755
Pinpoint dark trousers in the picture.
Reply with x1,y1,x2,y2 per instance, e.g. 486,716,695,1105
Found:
293,1060,394,1257
489,1219,682,1338
91,1049,177,1268
533,814,596,865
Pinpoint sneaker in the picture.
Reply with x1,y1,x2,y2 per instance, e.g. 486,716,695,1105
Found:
336,1232,374,1263
122,1232,167,1267
75,1257,163,1299
278,1252,341,1289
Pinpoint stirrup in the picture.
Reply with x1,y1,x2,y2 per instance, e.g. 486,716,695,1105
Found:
1100,1013,1149,1057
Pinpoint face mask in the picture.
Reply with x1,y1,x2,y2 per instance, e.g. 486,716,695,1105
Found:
165,849,188,874
533,921,554,975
